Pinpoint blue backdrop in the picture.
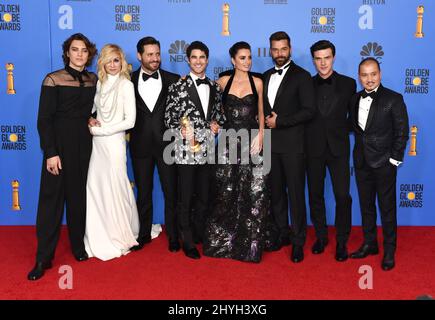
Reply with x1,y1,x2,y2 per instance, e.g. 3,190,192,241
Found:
1,0,433,226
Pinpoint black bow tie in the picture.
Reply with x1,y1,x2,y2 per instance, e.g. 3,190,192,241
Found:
271,63,290,75
317,76,333,86
142,72,159,82
361,90,376,99
195,78,209,86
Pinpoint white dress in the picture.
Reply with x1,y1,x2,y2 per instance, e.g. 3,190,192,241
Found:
84,73,139,261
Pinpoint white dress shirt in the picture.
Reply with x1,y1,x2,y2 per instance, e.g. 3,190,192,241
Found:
190,72,210,118
138,68,162,112
358,86,401,166
267,60,291,108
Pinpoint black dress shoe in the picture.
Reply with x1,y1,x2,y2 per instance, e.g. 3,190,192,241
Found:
75,252,89,262
350,243,379,259
311,239,328,254
265,236,291,252
183,246,201,259
168,240,181,252
131,237,152,251
291,245,304,263
335,243,348,262
27,261,52,281
381,252,395,271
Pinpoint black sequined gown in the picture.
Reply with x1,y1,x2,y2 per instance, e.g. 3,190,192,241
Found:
203,73,272,263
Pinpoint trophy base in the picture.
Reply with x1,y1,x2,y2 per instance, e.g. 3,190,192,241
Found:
12,205,21,211
415,32,424,38
221,31,230,36
408,151,417,156
7,89,16,95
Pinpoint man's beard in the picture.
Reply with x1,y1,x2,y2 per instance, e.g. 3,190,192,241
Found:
273,56,290,67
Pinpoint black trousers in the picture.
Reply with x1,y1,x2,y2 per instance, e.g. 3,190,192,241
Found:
270,152,307,246
177,164,211,248
355,161,397,254
132,156,178,242
36,128,91,263
306,147,352,244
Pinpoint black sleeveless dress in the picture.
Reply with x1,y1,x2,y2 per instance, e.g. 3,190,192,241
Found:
203,73,273,263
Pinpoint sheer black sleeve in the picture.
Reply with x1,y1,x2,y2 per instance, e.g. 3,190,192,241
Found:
37,75,58,159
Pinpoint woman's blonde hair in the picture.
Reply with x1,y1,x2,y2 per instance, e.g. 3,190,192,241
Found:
97,44,131,82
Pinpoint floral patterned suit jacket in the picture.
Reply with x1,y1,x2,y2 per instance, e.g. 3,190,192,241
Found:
164,75,225,164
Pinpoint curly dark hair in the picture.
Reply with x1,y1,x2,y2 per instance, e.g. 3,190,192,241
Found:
62,33,97,67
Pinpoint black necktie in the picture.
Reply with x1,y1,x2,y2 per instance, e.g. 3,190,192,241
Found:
142,72,159,82
361,90,376,99
317,76,332,86
271,63,290,75
195,78,209,86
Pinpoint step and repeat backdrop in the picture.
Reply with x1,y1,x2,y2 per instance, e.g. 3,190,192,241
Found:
0,0,433,226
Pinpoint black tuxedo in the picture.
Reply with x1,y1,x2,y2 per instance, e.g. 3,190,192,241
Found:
350,84,409,253
164,75,225,248
305,71,356,244
129,68,180,244
263,61,316,246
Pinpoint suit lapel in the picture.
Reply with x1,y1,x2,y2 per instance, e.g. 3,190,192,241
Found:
354,93,363,133
186,75,206,119
273,61,294,108
152,70,167,114
364,96,377,132
206,79,215,121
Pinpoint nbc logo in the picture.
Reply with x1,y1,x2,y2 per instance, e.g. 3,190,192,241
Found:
169,40,190,63
360,42,384,62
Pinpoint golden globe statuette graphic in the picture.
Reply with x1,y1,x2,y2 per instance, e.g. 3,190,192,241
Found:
12,180,21,211
415,6,424,38
221,3,230,36
409,126,418,156
180,115,201,153
6,63,16,95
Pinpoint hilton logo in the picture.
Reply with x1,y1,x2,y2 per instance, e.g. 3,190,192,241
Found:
399,184,423,208
1,125,26,151
360,42,384,62
114,5,141,31
168,0,191,3
0,3,21,31
362,0,386,4
404,68,429,94
311,8,335,33
257,48,271,58
169,40,189,63
264,0,288,4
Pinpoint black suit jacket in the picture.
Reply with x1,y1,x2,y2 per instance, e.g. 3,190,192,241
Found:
263,61,316,154
129,68,180,158
350,84,409,169
305,71,356,157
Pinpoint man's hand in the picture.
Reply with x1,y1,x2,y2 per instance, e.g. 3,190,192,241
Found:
210,121,220,135
265,112,277,129
46,156,62,175
88,117,101,127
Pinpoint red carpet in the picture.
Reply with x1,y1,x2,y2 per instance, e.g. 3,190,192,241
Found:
1,226,434,300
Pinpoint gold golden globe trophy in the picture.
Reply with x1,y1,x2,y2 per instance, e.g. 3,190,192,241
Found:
415,6,424,38
221,3,230,36
409,126,418,156
12,180,21,211
180,115,201,153
6,63,16,95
